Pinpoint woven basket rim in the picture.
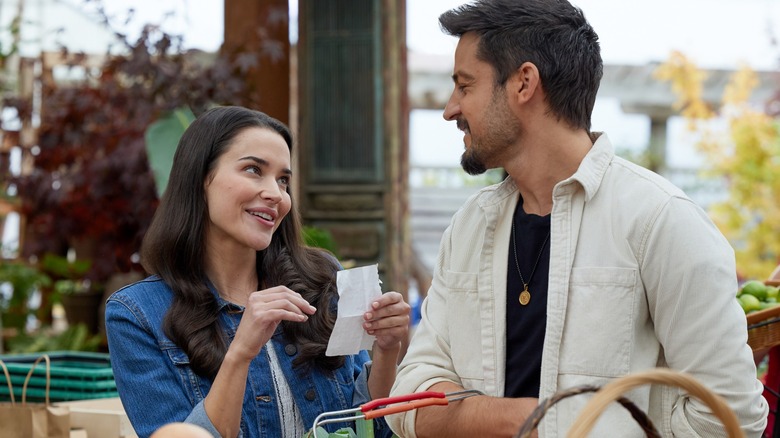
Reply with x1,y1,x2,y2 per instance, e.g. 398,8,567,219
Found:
746,303,780,325
567,368,744,438
514,385,660,438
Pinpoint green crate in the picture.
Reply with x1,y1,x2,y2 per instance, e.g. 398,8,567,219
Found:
0,351,117,403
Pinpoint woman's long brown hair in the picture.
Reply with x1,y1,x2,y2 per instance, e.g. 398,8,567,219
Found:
141,106,343,379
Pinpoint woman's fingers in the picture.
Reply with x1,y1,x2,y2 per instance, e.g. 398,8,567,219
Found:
364,312,411,331
364,314,410,334
231,286,315,359
363,291,410,325
362,291,410,348
249,286,317,316
371,319,410,351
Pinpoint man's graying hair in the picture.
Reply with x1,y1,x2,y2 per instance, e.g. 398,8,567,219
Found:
439,0,603,131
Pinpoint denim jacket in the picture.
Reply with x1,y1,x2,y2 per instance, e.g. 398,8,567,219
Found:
106,276,391,438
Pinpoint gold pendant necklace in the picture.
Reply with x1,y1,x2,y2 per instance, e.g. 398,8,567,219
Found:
519,286,531,306
511,221,550,306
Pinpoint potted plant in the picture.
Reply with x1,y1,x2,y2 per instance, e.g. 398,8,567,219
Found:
0,259,51,334
38,254,104,335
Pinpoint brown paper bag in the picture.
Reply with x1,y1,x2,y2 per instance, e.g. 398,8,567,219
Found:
0,355,70,438
0,403,70,438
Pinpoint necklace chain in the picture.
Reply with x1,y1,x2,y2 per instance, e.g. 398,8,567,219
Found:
511,220,550,305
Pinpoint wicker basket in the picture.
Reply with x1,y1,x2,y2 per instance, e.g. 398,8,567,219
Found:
515,368,744,438
569,368,744,437
514,385,660,438
746,279,780,351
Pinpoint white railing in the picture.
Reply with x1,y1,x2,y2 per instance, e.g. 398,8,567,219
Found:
409,166,504,189
409,165,728,209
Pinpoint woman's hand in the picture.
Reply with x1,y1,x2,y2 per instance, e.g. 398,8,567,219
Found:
364,291,411,398
231,286,316,362
363,291,411,351
207,286,313,438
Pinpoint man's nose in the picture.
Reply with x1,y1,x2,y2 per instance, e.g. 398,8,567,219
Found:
443,91,460,121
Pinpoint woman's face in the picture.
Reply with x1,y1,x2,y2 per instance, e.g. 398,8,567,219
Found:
204,127,292,254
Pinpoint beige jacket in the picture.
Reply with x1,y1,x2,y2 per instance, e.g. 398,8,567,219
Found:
388,134,767,437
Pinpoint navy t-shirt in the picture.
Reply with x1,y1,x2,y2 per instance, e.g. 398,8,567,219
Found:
504,196,551,398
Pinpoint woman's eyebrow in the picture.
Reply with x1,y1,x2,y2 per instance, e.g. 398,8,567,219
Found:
239,156,292,176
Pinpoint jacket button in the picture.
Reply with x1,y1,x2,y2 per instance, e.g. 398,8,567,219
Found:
284,344,297,356
305,389,316,401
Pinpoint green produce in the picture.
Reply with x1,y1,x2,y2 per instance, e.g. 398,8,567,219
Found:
737,280,780,314
740,280,768,300
739,294,762,313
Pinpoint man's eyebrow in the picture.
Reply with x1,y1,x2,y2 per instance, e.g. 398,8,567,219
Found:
452,71,475,83
238,156,293,176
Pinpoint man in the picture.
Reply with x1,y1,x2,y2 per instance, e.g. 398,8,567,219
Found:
387,0,768,437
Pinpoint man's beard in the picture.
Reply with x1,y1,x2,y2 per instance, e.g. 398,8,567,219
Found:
461,148,487,175
456,117,487,175
458,89,519,176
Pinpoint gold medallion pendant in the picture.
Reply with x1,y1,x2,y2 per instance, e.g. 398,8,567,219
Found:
511,220,549,308
519,289,531,306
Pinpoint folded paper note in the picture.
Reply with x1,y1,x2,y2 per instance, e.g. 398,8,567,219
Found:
326,264,382,356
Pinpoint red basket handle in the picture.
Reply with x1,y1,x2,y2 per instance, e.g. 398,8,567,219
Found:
364,397,449,419
360,390,445,411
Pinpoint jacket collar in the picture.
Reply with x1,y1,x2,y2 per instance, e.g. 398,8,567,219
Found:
556,131,614,202
476,132,615,207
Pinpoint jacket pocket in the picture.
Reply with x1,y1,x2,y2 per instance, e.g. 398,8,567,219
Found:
163,345,209,403
442,269,483,381
559,267,638,377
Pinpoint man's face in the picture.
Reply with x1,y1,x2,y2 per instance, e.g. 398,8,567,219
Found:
444,33,521,175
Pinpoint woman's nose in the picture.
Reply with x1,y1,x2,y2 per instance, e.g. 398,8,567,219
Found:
260,180,283,203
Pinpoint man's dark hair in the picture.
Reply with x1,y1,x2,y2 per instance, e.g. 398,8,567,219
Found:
440,0,603,131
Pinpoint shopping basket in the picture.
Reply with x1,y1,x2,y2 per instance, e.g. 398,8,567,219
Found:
308,389,483,438
515,368,743,438
747,280,780,352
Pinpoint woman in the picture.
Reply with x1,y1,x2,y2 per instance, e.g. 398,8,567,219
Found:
105,106,410,438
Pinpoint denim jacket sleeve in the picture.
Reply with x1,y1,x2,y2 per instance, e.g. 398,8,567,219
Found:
352,354,372,406
184,401,225,437
106,296,205,438
350,350,395,438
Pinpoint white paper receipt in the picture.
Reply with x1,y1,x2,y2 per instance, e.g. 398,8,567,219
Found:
325,264,382,356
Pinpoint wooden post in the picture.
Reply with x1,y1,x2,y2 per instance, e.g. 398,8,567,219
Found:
381,0,411,359
223,0,290,125
297,0,409,359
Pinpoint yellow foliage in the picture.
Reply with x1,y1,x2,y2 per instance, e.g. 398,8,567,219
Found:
653,51,714,121
723,65,759,107
656,53,780,279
